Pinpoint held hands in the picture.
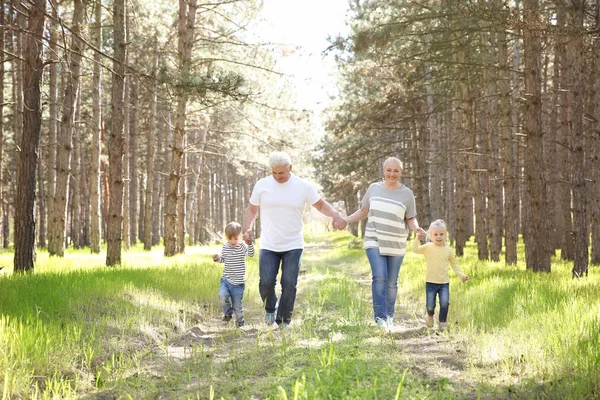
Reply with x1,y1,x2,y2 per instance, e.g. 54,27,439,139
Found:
461,275,469,283
243,230,254,244
332,215,348,230
415,227,427,240
212,254,219,262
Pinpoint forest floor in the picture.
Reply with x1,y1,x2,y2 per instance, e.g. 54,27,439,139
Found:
83,240,515,400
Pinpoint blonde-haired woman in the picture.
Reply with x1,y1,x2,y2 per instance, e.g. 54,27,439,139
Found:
345,157,425,328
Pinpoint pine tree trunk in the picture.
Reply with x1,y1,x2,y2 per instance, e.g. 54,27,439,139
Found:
165,0,197,256
123,70,131,251
591,0,600,266
567,2,588,278
129,79,139,245
90,0,103,253
143,37,159,251
49,0,85,257
14,0,46,273
106,0,126,266
0,5,5,250
522,0,551,272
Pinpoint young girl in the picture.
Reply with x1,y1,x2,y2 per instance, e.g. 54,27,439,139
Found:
412,220,468,330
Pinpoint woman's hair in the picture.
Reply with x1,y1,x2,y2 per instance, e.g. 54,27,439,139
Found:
426,219,447,242
269,152,292,167
383,157,403,170
224,221,242,239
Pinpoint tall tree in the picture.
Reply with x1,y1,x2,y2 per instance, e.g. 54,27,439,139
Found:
106,0,126,266
90,0,103,253
48,0,86,257
164,0,198,256
14,0,46,272
522,0,551,272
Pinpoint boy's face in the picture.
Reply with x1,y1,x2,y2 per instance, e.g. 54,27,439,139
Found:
228,234,241,247
430,227,446,246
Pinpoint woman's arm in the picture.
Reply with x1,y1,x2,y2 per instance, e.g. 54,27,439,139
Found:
345,208,368,224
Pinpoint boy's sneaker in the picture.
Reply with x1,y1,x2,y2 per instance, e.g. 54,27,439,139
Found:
438,322,448,331
426,315,434,328
264,312,276,325
376,318,387,329
222,314,232,322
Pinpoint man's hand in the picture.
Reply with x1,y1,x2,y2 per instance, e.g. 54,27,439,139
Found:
416,227,427,240
332,214,347,230
243,230,253,244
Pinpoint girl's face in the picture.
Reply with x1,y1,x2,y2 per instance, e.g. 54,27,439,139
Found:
429,227,446,246
383,161,402,185
228,234,241,247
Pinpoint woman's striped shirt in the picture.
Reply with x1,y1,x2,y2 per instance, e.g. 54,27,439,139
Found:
215,242,255,285
361,182,417,256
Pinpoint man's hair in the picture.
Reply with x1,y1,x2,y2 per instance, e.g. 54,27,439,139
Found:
269,151,292,167
224,221,242,239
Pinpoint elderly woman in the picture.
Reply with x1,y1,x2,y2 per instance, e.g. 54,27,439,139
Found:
344,157,425,328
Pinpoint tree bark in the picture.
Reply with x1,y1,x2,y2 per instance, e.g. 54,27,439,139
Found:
14,0,46,273
90,0,103,253
522,0,551,272
164,0,198,256
107,0,126,266
591,0,600,265
49,0,86,257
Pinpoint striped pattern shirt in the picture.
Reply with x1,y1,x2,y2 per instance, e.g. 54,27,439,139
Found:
361,182,417,256
215,242,255,285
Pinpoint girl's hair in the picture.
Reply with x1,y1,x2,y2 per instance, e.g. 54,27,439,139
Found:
383,157,403,170
426,219,447,243
224,221,242,239
269,152,292,167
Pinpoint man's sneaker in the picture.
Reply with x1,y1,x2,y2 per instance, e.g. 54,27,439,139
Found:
236,320,245,328
439,322,448,331
222,314,232,322
264,312,276,325
387,317,394,328
376,318,387,328
279,322,290,329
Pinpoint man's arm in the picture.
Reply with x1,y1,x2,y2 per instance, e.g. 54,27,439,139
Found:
243,203,259,242
312,199,347,230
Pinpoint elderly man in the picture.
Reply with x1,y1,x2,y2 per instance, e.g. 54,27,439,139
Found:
243,151,346,327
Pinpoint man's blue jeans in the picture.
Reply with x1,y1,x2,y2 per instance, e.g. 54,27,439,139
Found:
259,248,303,325
365,248,404,322
218,278,245,326
426,282,450,323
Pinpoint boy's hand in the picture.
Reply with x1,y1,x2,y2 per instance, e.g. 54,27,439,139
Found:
212,254,219,261
461,275,468,282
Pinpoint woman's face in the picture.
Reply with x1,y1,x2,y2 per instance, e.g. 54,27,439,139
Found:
383,161,402,184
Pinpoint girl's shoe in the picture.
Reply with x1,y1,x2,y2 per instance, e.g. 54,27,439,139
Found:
426,315,434,328
387,317,394,328
376,318,387,328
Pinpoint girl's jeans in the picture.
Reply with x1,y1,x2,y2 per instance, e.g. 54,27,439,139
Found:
218,278,245,326
425,282,450,322
259,248,303,325
365,248,404,322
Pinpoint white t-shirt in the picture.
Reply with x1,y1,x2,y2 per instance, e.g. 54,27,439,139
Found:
249,174,320,251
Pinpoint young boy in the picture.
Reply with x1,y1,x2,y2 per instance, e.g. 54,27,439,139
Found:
212,221,255,327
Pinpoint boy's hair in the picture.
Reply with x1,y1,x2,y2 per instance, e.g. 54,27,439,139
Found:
383,156,403,170
270,152,292,167
224,221,242,239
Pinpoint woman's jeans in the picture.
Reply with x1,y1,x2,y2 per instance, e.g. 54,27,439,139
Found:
259,248,303,325
425,282,450,322
218,278,245,326
365,248,404,322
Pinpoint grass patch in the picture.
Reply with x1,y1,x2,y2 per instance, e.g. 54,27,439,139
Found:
0,233,598,399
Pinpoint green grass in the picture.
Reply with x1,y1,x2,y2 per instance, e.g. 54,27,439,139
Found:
0,233,598,399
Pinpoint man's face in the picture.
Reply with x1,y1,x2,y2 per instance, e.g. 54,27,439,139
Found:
271,164,292,183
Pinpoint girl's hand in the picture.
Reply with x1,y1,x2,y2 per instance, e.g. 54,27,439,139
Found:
212,254,219,261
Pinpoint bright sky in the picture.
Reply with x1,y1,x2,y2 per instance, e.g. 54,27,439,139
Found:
256,0,350,113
